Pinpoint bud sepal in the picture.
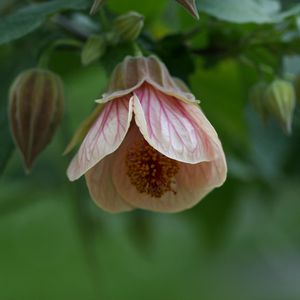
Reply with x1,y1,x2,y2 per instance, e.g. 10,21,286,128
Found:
9,68,64,171
265,79,296,134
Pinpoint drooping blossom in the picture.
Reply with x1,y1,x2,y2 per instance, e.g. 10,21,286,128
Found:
67,56,227,213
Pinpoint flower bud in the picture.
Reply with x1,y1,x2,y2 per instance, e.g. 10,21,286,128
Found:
176,0,199,19
112,11,144,43
9,68,64,171
81,35,107,66
249,82,269,122
265,79,296,134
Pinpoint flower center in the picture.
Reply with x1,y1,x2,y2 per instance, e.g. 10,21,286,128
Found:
126,141,179,198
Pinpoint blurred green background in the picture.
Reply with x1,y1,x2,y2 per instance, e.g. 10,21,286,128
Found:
1,0,300,299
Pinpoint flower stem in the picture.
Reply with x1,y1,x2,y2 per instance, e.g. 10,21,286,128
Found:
133,43,143,56
37,39,83,69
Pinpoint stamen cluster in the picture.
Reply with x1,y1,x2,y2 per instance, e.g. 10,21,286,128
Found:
126,141,179,198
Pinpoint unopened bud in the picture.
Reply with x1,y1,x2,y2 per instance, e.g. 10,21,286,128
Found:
249,82,269,122
9,69,64,171
265,79,296,134
81,35,106,66
113,11,144,43
176,0,199,19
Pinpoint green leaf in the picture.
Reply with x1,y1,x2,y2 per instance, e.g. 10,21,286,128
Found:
199,0,281,23
0,0,91,45
190,59,248,146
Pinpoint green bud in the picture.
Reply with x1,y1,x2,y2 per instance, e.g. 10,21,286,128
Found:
265,79,296,134
9,68,64,172
249,82,269,122
113,11,144,43
81,35,107,66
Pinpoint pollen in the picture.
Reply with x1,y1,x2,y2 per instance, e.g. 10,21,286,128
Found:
126,141,179,198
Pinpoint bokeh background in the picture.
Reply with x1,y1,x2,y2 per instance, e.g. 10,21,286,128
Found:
1,0,300,299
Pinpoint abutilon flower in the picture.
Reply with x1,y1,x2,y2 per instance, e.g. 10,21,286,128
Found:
67,56,227,213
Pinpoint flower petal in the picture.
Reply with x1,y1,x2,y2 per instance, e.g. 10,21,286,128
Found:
67,95,133,181
133,84,221,164
64,104,104,155
96,56,196,104
112,126,227,213
85,153,134,213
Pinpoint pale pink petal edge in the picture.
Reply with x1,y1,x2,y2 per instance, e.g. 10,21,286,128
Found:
67,96,133,181
96,81,197,105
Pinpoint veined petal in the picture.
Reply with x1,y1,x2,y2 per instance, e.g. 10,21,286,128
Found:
133,84,221,164
112,126,227,213
67,95,133,181
85,153,133,213
64,104,104,155
96,56,196,104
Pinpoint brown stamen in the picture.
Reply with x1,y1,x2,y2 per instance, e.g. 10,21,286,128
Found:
126,141,179,198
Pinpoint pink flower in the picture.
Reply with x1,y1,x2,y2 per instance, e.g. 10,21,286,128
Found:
67,56,227,213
